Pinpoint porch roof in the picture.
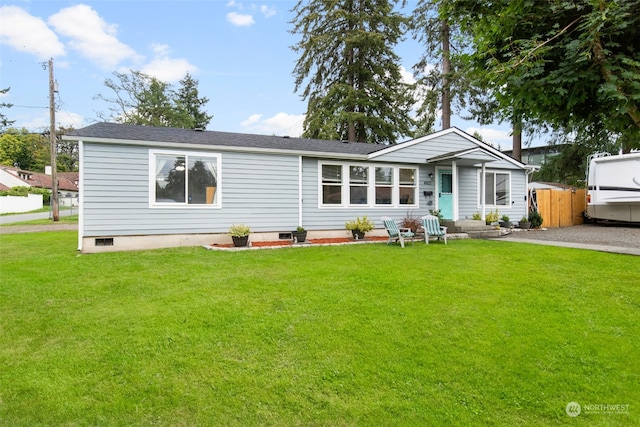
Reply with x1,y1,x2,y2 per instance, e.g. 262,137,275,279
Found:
426,147,501,167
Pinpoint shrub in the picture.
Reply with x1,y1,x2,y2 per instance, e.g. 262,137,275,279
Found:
529,211,543,228
472,212,482,220
400,211,421,232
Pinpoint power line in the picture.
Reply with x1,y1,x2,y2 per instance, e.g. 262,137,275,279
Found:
11,105,49,109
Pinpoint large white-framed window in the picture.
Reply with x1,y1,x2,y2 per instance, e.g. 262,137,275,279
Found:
399,168,417,205
349,165,369,205
375,166,393,205
322,164,343,205
319,161,418,208
150,149,221,208
478,170,511,207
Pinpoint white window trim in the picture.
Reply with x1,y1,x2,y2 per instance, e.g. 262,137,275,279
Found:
318,161,418,209
477,169,511,209
149,149,222,209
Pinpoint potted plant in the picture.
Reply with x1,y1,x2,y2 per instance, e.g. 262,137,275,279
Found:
519,215,531,229
500,214,512,228
529,210,544,228
229,223,251,247
400,211,421,233
292,226,307,243
345,215,374,240
485,209,499,225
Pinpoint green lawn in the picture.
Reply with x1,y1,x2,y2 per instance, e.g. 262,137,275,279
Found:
1,231,638,426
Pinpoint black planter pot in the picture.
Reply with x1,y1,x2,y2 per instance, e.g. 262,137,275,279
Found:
292,231,307,243
519,221,531,229
351,230,365,240
232,235,249,247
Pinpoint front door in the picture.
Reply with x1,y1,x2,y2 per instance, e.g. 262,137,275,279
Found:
438,169,453,219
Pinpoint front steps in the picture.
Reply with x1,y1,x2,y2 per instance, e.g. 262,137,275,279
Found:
441,219,503,239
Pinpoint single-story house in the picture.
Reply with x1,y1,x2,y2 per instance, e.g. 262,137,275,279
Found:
63,123,534,253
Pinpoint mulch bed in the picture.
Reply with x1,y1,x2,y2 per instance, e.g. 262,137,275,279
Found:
206,236,389,250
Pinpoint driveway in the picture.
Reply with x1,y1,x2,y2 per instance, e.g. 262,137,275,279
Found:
499,223,640,256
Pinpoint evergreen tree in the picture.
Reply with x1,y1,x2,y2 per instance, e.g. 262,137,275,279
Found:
291,0,415,144
175,73,213,129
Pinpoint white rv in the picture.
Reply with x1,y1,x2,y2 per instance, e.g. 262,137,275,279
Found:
586,152,640,223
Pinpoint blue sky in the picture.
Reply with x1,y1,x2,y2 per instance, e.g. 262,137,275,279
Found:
0,0,515,148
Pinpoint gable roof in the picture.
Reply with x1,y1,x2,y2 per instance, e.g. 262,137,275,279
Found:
370,127,527,169
64,122,387,158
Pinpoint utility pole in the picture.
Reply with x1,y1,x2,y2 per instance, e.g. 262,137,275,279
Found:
49,58,59,221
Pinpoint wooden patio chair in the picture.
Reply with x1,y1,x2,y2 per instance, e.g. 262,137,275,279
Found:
421,215,447,244
381,216,415,248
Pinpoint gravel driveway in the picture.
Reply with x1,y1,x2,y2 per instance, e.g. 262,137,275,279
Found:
500,223,640,255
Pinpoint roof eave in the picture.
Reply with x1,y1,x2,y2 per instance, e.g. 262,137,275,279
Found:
63,135,370,160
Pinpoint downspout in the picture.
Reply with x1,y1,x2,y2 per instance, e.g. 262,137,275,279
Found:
481,162,486,220
452,160,458,220
298,155,303,227
77,139,84,252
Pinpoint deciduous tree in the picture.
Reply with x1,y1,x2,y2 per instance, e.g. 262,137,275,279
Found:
96,71,212,129
452,0,640,153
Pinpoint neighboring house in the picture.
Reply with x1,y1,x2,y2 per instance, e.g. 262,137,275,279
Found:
0,166,79,209
503,144,568,166
64,123,534,253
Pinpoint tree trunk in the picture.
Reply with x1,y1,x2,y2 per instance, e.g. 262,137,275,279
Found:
512,115,522,162
441,21,451,130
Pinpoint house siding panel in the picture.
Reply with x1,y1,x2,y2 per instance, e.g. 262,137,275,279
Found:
373,134,477,163
82,143,299,236
299,158,438,231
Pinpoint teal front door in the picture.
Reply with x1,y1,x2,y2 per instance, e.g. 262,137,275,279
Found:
438,169,453,219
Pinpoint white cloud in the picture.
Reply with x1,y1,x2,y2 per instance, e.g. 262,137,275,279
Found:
0,6,65,60
48,4,140,70
260,5,276,18
227,11,254,26
241,112,305,137
466,127,513,150
138,43,197,82
16,110,85,131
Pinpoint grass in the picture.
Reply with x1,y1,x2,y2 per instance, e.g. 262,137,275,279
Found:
1,231,639,426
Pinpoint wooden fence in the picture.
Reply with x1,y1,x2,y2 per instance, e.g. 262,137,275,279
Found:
534,188,586,228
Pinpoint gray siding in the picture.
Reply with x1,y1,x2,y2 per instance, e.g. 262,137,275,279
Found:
374,133,476,163
456,166,528,220
300,158,438,230
82,143,299,236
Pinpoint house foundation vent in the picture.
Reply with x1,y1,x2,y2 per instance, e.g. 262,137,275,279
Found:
279,232,293,240
95,238,114,246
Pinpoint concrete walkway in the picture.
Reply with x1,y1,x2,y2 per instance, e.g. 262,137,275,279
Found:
0,209,75,224
496,236,640,256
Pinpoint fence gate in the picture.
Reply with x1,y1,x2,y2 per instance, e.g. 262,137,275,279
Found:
533,188,586,228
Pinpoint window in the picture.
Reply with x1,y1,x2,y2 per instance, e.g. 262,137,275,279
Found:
481,171,510,206
319,162,418,208
322,164,342,205
375,167,393,205
349,165,368,204
151,150,220,207
399,168,417,205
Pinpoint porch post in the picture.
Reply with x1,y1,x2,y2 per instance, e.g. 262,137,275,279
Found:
452,160,458,220
481,162,486,220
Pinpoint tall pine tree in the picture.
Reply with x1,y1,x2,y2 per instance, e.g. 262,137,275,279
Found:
291,0,415,144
